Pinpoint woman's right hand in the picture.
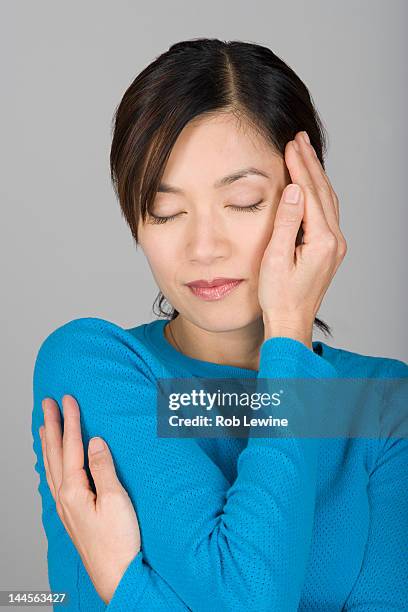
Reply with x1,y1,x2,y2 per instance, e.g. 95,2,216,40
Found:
258,130,347,347
40,395,141,605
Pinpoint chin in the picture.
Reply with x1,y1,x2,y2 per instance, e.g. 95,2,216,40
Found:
181,305,262,334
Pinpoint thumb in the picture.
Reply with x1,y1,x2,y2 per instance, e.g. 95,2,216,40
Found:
88,437,122,495
269,184,304,263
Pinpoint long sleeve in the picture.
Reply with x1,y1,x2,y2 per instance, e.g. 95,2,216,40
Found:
32,320,190,611
31,317,338,611
342,358,408,611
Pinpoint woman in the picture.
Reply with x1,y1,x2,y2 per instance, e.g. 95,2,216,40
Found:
31,38,408,611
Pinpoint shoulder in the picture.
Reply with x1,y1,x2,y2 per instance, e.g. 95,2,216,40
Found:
36,316,153,365
321,341,408,378
326,343,407,459
33,317,160,405
31,318,161,469
35,316,136,355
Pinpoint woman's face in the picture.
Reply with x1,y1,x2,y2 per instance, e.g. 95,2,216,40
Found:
137,112,290,332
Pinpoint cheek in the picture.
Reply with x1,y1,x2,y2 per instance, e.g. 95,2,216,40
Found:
141,238,178,284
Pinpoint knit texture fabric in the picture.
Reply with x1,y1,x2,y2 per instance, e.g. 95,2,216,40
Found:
31,317,408,611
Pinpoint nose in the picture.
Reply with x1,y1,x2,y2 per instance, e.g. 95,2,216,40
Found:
185,213,231,265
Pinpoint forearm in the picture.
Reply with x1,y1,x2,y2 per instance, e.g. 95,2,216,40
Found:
133,336,338,610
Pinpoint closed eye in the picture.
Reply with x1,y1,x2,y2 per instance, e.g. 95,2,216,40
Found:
148,200,266,224
228,200,265,213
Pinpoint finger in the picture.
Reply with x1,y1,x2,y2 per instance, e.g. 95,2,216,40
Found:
61,396,84,476
42,398,64,498
40,423,66,527
88,437,124,497
39,425,56,500
61,395,95,494
295,131,340,230
302,134,340,224
267,183,305,266
285,139,332,243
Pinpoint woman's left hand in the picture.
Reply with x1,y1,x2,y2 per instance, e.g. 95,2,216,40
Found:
39,394,141,605
258,131,347,347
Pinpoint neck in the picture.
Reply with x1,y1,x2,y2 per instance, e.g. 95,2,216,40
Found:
165,315,266,371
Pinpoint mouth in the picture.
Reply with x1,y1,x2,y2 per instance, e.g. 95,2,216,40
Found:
185,278,244,301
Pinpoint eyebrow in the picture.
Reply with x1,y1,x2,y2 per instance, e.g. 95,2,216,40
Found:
157,167,270,194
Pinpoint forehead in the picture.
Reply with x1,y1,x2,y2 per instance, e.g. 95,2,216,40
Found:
160,113,282,191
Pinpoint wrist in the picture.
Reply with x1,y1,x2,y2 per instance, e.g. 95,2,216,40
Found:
262,316,313,350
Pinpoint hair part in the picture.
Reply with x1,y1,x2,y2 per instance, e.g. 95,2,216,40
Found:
110,37,333,338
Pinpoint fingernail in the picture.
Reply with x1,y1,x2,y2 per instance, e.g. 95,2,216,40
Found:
89,437,105,454
302,131,310,144
284,184,301,204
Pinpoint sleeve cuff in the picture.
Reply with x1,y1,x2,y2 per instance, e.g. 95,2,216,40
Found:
108,551,149,610
259,336,339,379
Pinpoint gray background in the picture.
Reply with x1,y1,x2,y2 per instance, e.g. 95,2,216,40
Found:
1,0,407,606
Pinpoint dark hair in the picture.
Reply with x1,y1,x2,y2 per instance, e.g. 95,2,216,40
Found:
110,37,333,338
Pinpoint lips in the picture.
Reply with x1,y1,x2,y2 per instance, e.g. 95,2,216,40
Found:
186,279,244,301
186,277,243,288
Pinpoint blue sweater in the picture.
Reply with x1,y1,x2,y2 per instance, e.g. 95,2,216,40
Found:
31,317,408,611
